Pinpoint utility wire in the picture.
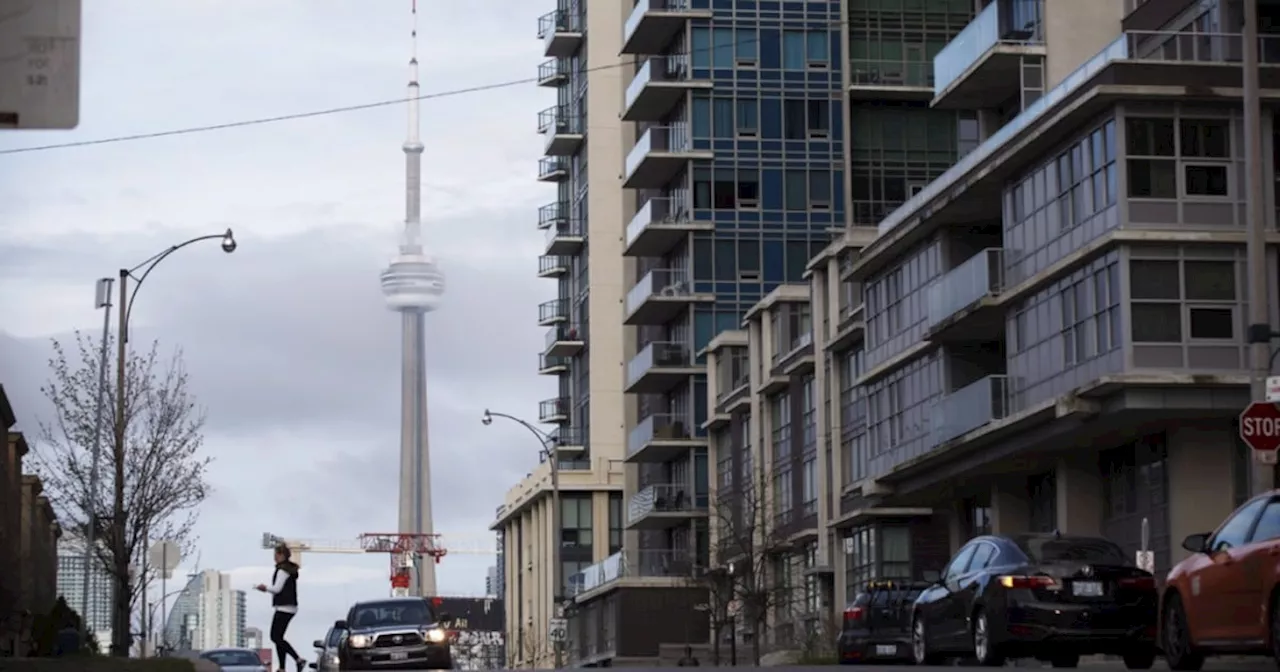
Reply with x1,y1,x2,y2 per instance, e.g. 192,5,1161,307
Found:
0,18,853,156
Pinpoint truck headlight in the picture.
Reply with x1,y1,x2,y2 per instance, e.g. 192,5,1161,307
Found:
348,634,373,648
424,628,447,643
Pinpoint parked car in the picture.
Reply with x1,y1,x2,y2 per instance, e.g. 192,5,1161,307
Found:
910,532,1158,668
334,596,453,670
1162,491,1280,670
200,647,270,672
837,579,929,664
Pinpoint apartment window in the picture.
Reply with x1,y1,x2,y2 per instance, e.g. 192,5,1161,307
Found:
801,454,817,516
736,98,758,137
711,27,734,67
783,100,806,140
773,466,794,522
801,375,817,451
1128,117,1231,199
561,496,593,549
608,492,622,554
1130,257,1238,342
1044,119,1117,228
784,170,807,209
806,30,829,66
843,525,912,601
712,98,733,139
1060,262,1122,365
807,100,830,137
809,170,831,209
735,27,758,64
782,31,805,70
694,167,759,210
771,392,792,462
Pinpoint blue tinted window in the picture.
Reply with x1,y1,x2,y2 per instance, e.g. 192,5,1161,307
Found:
737,98,758,135
810,170,832,205
782,31,805,70
736,28,757,61
763,241,785,281
807,31,829,63
785,170,807,210
712,28,734,67
694,310,715,351
691,95,711,137
713,98,733,138
715,312,740,333
691,28,711,68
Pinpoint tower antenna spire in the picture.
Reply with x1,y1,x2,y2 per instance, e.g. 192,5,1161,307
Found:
402,0,423,253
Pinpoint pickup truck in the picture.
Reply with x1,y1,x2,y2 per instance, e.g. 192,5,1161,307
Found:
837,580,930,665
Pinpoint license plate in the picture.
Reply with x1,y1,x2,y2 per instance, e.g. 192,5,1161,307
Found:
1073,580,1103,597
390,652,408,661
875,645,897,656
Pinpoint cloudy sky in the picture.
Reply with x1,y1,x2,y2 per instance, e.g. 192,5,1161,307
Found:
0,0,554,649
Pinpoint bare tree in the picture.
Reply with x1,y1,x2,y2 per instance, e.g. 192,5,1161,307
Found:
31,332,211,652
706,472,796,666
505,625,550,668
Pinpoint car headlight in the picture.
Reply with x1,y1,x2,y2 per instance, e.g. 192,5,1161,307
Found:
424,628,447,643
348,634,373,648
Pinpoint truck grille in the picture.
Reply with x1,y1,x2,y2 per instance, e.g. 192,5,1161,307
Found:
374,633,423,647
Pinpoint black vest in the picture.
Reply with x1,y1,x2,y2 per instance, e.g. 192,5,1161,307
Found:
272,567,298,607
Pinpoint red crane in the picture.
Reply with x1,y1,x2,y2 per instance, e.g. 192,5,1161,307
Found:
357,532,448,597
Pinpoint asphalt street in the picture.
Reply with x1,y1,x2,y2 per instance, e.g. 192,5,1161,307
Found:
461,663,1275,671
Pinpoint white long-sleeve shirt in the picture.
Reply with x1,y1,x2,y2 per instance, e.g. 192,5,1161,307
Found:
267,568,297,614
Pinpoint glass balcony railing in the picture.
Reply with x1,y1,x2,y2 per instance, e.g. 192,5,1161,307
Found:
545,218,585,247
538,157,568,180
537,298,570,323
545,323,586,350
537,58,568,84
931,375,1012,446
549,426,586,447
627,340,694,383
627,412,699,456
538,255,568,275
538,201,567,230
538,352,568,371
566,548,696,597
849,58,934,88
934,0,1044,95
625,267,693,314
925,248,1006,330
625,54,693,108
625,123,693,178
628,483,703,522
626,197,690,248
538,396,570,422
537,105,583,136
537,8,581,39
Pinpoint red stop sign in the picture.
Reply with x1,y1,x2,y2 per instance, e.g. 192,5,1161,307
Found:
1240,401,1280,452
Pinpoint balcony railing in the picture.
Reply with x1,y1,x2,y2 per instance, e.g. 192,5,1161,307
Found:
566,548,696,597
934,0,1044,95
538,157,568,180
537,58,569,84
538,105,583,135
545,218,586,247
627,340,693,381
624,53,694,108
626,196,690,247
538,255,569,275
625,123,693,176
539,397,570,423
537,298,570,324
538,352,569,372
537,8,581,39
628,483,703,522
932,375,1012,446
550,426,586,448
925,248,1006,330
849,58,933,88
538,201,568,230
627,412,697,455
546,323,586,349
625,267,693,313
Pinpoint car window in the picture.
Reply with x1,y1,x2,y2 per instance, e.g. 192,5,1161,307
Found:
944,545,978,579
1014,536,1128,564
1212,497,1268,551
201,650,262,667
351,600,437,627
326,628,343,647
968,543,996,570
1249,499,1280,544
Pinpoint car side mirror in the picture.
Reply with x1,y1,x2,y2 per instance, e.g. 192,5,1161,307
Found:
312,640,323,649
308,664,317,670
333,619,348,631
1181,532,1210,553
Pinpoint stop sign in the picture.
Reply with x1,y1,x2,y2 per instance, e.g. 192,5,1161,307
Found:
1239,401,1280,452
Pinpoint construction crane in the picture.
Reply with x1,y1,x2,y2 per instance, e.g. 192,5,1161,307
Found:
260,531,497,597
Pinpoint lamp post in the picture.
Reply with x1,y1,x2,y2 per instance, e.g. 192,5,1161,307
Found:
480,408,562,668
81,278,113,636
108,229,237,656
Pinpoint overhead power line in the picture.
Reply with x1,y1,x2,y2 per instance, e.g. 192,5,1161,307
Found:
0,18,853,156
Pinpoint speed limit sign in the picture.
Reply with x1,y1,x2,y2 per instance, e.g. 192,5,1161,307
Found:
548,617,567,643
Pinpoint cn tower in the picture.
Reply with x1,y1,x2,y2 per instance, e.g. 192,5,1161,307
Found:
379,0,445,598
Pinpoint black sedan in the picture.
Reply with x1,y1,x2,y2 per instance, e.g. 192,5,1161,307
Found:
335,597,453,670
910,532,1158,668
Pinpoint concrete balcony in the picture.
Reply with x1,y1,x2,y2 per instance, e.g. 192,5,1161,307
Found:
931,375,1013,446
624,196,712,258
932,0,1045,109
544,217,585,256
771,332,815,377
624,267,713,326
626,483,707,530
623,54,710,122
545,323,586,358
848,58,935,100
625,340,697,394
537,254,569,279
714,378,750,415
925,248,1007,342
624,124,711,189
537,201,568,231
550,426,586,455
537,58,569,87
622,0,712,56
538,8,583,59
538,105,584,157
537,298,570,327
538,396,570,424
566,548,697,599
537,156,569,183
537,352,569,376
626,412,705,464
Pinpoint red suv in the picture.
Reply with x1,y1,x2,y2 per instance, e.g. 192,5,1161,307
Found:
1162,491,1280,669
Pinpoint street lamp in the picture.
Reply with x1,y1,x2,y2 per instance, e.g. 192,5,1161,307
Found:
106,229,237,656
480,408,563,668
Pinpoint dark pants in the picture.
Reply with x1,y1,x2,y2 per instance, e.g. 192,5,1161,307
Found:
270,610,299,669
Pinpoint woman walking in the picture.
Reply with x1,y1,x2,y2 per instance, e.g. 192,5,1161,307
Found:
256,544,305,672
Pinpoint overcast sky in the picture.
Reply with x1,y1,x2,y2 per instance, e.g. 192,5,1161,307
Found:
0,0,555,648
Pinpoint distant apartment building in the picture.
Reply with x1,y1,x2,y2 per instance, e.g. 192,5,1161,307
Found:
163,570,245,650
56,537,114,637
243,626,263,650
